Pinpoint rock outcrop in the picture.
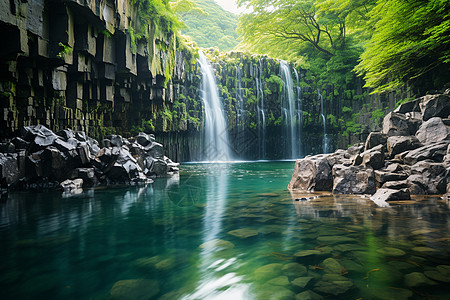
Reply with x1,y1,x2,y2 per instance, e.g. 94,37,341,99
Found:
288,91,450,203
0,125,178,190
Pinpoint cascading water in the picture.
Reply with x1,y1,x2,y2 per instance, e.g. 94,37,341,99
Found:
293,69,303,158
198,51,232,161
318,89,328,154
280,61,298,159
256,59,266,159
235,66,245,155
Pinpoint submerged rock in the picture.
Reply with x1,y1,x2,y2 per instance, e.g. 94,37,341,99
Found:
227,228,258,238
320,258,344,274
376,247,406,257
364,287,413,300
267,276,290,286
291,276,314,289
254,263,283,281
404,272,437,288
295,290,323,300
282,263,307,277
199,239,234,251
313,274,354,295
110,279,160,300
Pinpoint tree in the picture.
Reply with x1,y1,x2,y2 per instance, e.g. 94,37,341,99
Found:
355,0,450,93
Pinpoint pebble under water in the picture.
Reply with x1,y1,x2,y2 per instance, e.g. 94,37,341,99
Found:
0,161,449,300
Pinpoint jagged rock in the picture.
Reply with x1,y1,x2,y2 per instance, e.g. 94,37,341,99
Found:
56,129,76,141
0,142,15,153
344,144,364,159
77,142,91,165
326,149,346,166
394,98,422,114
382,180,409,190
382,112,420,136
364,132,388,152
416,117,450,144
420,94,450,121
53,138,76,152
403,141,449,165
288,154,332,192
60,178,83,192
387,136,422,157
374,170,408,187
145,142,164,159
362,147,384,170
110,279,160,300
407,161,448,194
332,164,376,194
108,135,123,147
71,168,98,187
11,137,30,150
0,153,19,185
136,132,153,147
75,131,87,142
148,158,169,177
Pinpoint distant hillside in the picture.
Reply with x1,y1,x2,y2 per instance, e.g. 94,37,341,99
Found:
181,0,239,52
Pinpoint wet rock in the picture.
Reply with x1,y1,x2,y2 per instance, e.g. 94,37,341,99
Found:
288,154,332,192
320,258,344,274
292,277,314,289
364,132,388,152
295,290,323,300
376,247,406,257
403,141,449,165
416,117,450,144
227,228,258,238
370,188,410,206
404,272,437,288
110,279,160,300
313,274,354,296
383,112,419,136
77,142,91,165
332,164,376,194
387,136,422,157
60,178,83,192
56,129,76,141
145,142,164,159
71,168,98,187
135,132,153,147
0,153,19,185
420,94,450,121
254,263,283,281
199,239,234,251
282,263,307,277
267,276,290,286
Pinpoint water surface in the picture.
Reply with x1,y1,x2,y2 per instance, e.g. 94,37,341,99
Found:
1,162,449,299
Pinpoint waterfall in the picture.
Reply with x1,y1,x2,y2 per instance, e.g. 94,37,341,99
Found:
280,61,298,159
318,89,328,154
198,51,232,161
256,59,266,159
235,66,245,155
293,68,303,158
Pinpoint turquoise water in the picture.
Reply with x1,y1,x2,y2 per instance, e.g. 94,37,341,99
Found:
0,161,449,299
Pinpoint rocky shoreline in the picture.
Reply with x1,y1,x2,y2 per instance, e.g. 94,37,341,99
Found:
0,126,179,195
288,91,450,206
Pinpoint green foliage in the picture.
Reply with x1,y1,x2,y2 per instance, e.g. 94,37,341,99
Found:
181,0,239,52
371,108,385,124
342,106,353,114
265,75,283,94
131,119,156,135
57,42,73,59
127,27,137,55
355,0,450,93
394,97,415,109
134,0,181,37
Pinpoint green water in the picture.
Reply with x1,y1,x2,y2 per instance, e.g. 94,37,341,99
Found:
1,161,449,300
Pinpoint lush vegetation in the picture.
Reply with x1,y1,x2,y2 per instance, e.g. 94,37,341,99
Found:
180,0,240,52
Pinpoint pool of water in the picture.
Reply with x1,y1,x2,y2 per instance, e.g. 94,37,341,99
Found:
1,161,449,299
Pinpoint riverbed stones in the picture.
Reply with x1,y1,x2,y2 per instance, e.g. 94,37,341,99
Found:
313,274,354,296
199,239,234,251
376,247,406,257
424,270,450,282
267,276,290,286
295,290,323,300
254,263,283,281
320,258,344,274
365,287,413,300
288,154,332,192
404,272,437,288
316,236,358,245
227,228,258,238
282,263,307,277
110,279,160,300
292,277,314,289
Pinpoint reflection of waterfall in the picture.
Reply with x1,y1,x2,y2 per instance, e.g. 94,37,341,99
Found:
198,51,232,161
256,59,266,159
183,164,249,299
293,69,303,158
280,61,298,159
236,66,245,155
318,89,328,154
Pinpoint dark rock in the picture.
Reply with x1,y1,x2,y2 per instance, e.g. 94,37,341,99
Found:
387,136,422,157
416,117,450,145
60,178,83,192
0,153,19,185
288,154,332,191
407,175,428,195
75,131,87,142
77,143,91,165
56,129,75,141
11,137,30,150
345,144,364,159
102,139,112,148
364,132,388,152
404,272,437,288
362,147,384,170
332,164,376,194
53,138,76,152
136,132,152,147
394,98,422,114
383,112,420,136
145,142,164,159
43,147,66,180
420,94,450,121
403,141,449,165
86,137,100,156
384,163,405,173
71,168,98,187
25,151,44,179
0,142,15,153
109,279,160,300
409,161,447,194
374,170,408,187
25,125,58,149
108,135,123,147
443,118,450,126
149,158,169,177
382,180,409,190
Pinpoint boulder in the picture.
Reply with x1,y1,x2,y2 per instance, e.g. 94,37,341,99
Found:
408,161,448,194
394,98,422,114
382,180,409,190
11,137,30,150
387,136,422,157
313,274,354,296
136,132,153,147
364,132,387,152
332,164,376,194
344,144,364,159
374,170,408,187
382,112,420,137
149,158,169,177
407,174,428,195
416,117,450,145
420,94,450,121
288,154,332,191
53,138,76,152
326,149,347,166
56,129,75,141
0,153,19,185
77,143,91,165
403,141,449,165
145,142,165,159
60,178,83,192
362,147,384,170
42,147,66,180
370,188,410,206
71,168,98,187
108,135,124,147
75,131,87,142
